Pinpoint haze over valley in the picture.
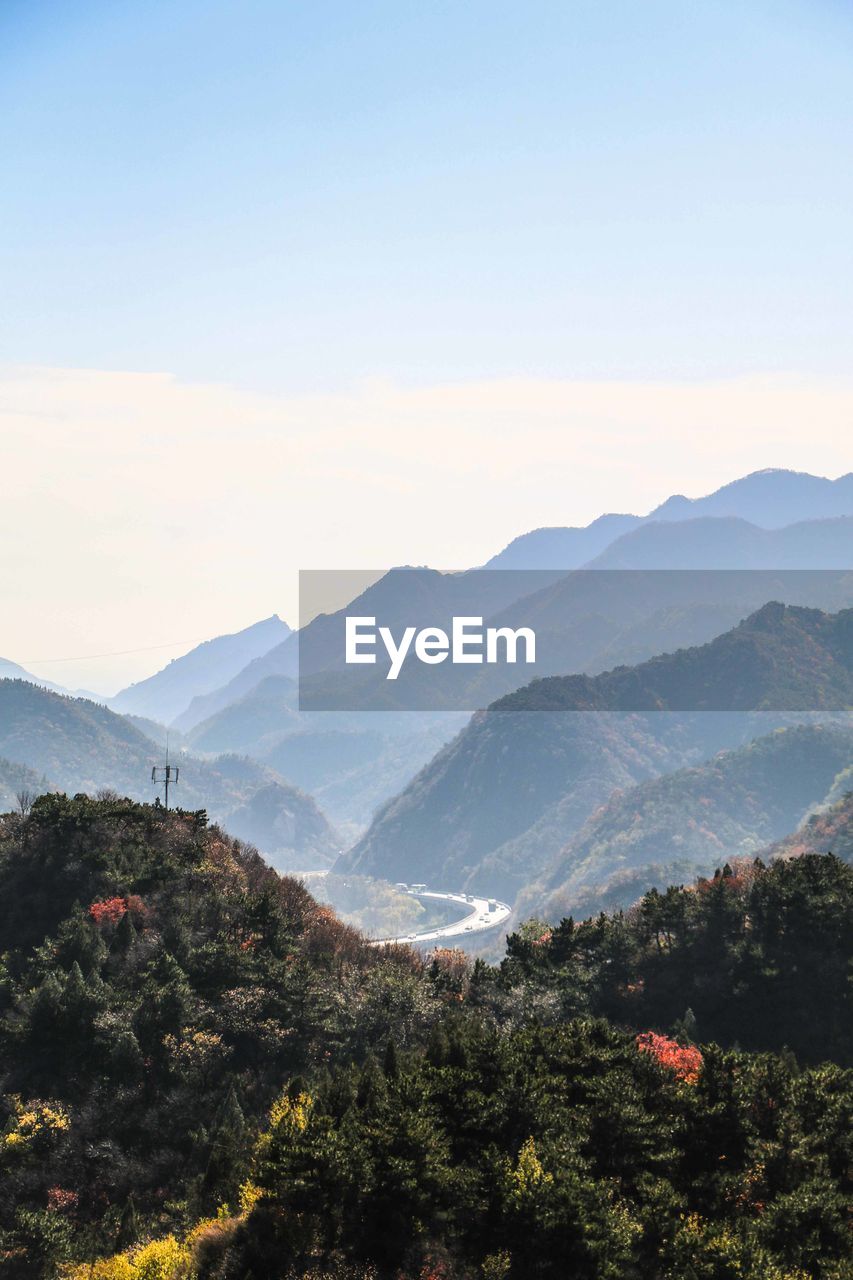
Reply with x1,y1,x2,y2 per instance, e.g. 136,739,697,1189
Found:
3,467,852,939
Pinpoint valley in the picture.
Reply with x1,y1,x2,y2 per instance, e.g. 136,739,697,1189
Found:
2,469,852,942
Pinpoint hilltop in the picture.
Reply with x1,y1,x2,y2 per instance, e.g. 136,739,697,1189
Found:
0,793,428,1274
0,680,340,867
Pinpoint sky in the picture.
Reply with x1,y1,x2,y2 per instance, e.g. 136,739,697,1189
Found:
1,0,852,692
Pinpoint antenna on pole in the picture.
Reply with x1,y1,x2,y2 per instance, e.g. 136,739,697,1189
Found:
151,733,179,811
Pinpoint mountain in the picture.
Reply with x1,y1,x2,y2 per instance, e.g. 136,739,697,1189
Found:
648,467,853,527
0,656,68,695
173,632,301,730
110,614,291,724
121,713,190,751
499,602,853,712
586,515,853,570
185,673,466,829
263,719,469,830
0,679,339,866
534,723,853,920
419,567,853,710
762,786,853,864
186,674,302,753
0,679,170,799
486,469,853,568
340,604,853,896
174,567,543,729
338,708,717,897
484,512,641,569
222,780,342,868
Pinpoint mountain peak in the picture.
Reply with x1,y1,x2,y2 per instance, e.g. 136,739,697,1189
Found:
647,468,853,528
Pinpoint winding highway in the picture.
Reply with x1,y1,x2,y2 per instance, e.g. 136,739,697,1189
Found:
370,888,512,947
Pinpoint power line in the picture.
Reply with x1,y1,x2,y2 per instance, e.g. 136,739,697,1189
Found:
18,637,208,665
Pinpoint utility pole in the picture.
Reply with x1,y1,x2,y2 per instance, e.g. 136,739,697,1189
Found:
152,737,179,810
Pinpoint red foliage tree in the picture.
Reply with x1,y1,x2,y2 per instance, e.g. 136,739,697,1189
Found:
88,895,147,927
636,1031,702,1084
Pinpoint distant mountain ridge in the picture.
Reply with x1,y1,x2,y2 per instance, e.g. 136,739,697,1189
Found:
173,633,300,731
586,515,853,570
110,614,291,725
487,468,853,568
175,470,853,727
484,513,641,570
117,468,853,734
0,657,68,696
648,468,853,526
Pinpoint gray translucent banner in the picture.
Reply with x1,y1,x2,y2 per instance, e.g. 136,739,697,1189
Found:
297,569,853,711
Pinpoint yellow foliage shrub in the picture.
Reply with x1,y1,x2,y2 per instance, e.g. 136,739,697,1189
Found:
2,1096,70,1152
61,1234,191,1280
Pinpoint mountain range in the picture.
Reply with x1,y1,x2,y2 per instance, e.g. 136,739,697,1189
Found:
158,469,853,728
486,467,853,568
339,604,853,899
2,466,852,917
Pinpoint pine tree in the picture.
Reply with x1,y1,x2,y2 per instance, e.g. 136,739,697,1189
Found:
117,1193,139,1249
203,1085,249,1205
383,1037,399,1080
114,907,137,953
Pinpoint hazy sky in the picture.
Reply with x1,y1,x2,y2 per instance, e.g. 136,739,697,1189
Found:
1,1,852,691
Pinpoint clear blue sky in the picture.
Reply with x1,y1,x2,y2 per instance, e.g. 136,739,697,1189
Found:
3,0,853,691
3,0,853,392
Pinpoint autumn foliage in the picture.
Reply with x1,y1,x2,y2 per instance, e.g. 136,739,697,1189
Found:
636,1031,703,1083
88,895,146,927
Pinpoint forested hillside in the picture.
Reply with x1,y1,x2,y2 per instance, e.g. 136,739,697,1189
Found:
533,723,853,920
1,794,851,1279
500,853,853,1066
497,603,853,712
342,604,853,896
0,794,434,1277
763,788,853,863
